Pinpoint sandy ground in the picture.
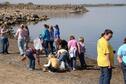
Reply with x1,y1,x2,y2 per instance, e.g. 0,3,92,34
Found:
0,39,124,84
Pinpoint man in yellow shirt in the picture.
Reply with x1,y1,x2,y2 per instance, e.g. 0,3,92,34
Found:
97,29,114,84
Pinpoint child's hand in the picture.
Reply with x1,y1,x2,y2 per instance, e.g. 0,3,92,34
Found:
21,56,26,61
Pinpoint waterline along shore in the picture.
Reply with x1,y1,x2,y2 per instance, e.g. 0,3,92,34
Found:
0,3,125,84
0,4,88,26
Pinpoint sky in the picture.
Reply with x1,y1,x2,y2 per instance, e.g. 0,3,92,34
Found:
0,0,126,4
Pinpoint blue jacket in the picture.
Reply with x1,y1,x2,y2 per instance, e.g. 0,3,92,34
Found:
41,28,50,41
54,29,60,38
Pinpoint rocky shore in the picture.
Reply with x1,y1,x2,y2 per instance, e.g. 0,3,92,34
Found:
0,3,88,26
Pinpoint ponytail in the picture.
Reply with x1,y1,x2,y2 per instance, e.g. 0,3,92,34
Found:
100,29,113,38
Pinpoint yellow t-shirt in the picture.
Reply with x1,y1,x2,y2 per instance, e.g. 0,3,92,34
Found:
97,37,114,67
50,58,59,68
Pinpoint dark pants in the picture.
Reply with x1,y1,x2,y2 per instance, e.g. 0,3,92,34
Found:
99,67,112,84
48,66,58,72
1,37,9,53
27,54,35,69
70,57,76,69
49,40,54,54
78,53,87,68
43,40,49,56
121,62,126,84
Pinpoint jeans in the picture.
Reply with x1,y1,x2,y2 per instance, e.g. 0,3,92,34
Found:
78,53,87,68
58,52,70,69
0,37,9,53
18,38,25,55
43,40,49,56
70,57,76,69
27,53,35,69
49,40,54,54
99,67,112,84
121,62,126,84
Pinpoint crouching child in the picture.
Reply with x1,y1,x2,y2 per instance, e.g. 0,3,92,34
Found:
57,46,70,71
21,47,41,71
44,54,60,72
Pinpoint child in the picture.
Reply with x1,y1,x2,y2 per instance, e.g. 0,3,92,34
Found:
68,35,78,71
77,37,87,69
57,40,70,70
22,47,42,70
44,54,60,72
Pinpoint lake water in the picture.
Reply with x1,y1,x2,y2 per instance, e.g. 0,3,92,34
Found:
14,6,126,59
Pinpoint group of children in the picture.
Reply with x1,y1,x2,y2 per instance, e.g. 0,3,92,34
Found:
21,30,87,72
0,23,87,72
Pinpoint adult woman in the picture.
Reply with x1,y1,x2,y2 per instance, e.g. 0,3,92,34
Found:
97,29,114,84
117,37,126,84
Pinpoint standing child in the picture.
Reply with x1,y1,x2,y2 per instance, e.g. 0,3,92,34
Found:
68,35,78,71
77,37,87,69
0,24,9,54
49,26,54,54
15,24,25,56
23,25,30,50
54,25,60,51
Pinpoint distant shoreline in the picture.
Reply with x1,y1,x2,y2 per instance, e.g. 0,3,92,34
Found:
0,3,125,26
83,3,126,7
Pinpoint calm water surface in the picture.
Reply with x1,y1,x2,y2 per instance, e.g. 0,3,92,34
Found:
14,6,126,59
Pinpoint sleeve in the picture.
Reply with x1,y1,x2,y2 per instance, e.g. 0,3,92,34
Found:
15,29,19,37
68,41,71,49
117,47,122,57
41,30,46,39
104,41,110,54
44,60,51,67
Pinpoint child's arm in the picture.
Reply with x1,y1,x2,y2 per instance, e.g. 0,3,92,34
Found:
21,55,27,66
77,43,81,54
34,53,42,69
15,29,19,38
21,55,27,62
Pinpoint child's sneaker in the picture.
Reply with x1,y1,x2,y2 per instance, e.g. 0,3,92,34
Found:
73,68,76,71
28,68,34,71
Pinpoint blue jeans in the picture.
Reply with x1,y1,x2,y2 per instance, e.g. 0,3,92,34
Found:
99,67,112,84
121,62,126,84
49,40,54,54
58,52,70,69
70,57,76,69
18,39,25,55
27,53,35,69
0,37,9,53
